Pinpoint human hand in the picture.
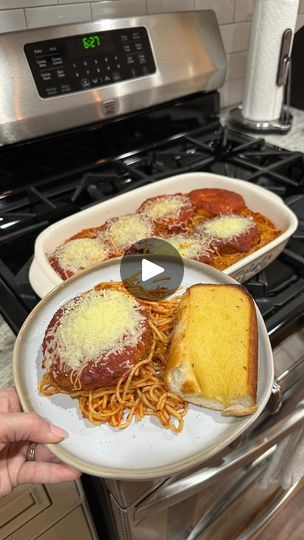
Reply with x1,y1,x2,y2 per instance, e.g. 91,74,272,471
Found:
0,387,81,497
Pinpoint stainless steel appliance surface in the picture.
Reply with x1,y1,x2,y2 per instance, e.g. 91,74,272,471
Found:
1,11,304,540
0,11,226,145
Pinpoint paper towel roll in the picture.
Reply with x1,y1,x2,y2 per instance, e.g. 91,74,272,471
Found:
242,0,299,122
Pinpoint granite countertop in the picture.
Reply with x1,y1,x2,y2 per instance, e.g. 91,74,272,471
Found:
1,106,304,390
223,106,304,152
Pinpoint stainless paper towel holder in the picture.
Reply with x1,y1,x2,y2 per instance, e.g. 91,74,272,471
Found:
228,29,293,134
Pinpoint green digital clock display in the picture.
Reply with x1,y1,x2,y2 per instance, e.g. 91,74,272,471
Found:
82,35,101,49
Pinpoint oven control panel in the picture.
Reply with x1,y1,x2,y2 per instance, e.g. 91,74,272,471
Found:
24,26,156,98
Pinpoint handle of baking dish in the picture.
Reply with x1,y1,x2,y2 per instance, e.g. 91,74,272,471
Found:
134,406,304,523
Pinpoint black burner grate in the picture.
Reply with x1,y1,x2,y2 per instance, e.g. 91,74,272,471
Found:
0,92,304,335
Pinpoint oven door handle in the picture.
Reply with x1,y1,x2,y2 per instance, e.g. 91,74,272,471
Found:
234,478,303,539
134,406,304,523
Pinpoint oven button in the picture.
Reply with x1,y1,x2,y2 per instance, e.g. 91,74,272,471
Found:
51,56,63,66
36,58,47,69
81,78,91,89
56,69,66,79
41,71,52,81
60,84,71,93
127,55,135,64
123,44,132,53
135,42,143,51
46,86,58,96
132,32,140,40
92,77,99,85
120,34,128,42
138,54,147,65
112,71,121,81
48,45,59,53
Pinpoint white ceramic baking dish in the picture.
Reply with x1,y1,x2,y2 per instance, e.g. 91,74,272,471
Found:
29,172,298,297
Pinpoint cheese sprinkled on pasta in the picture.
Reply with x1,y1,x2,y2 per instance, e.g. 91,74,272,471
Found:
142,195,191,220
166,234,212,259
54,238,109,275
105,214,153,249
200,215,254,240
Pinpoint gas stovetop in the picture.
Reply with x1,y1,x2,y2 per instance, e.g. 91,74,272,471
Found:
0,92,304,338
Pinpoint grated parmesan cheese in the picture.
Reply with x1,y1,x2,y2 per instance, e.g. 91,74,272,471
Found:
199,215,254,240
44,289,146,372
166,234,212,259
54,238,109,275
105,214,153,249
142,195,191,220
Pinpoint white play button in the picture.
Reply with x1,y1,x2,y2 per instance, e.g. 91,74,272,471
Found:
142,258,164,282
120,238,184,301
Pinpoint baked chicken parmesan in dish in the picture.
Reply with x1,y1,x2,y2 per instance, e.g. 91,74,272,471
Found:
48,187,281,280
138,193,195,232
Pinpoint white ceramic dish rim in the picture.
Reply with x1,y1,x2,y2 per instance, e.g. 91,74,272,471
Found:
30,173,298,298
15,258,274,480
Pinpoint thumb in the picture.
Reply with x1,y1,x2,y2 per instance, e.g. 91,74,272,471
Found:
0,411,66,444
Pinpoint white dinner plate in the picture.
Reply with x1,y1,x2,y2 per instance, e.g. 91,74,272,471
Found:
14,258,274,480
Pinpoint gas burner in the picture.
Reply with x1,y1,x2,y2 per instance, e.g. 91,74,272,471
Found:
1,92,304,335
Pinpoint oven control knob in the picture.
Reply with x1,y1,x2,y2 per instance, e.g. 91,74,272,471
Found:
112,72,121,81
81,78,91,89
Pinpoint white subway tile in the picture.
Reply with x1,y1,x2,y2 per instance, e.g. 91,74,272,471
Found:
219,78,244,108
92,0,146,19
0,9,26,33
226,51,247,81
25,4,91,28
296,12,304,30
220,22,250,53
147,0,194,14
0,0,57,7
195,0,234,25
234,0,256,22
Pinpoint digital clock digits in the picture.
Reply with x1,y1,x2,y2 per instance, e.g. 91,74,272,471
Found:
82,35,101,49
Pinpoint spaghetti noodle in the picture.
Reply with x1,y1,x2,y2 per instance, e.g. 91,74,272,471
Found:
39,282,188,433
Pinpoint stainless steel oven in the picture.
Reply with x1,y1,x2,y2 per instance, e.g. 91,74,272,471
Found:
1,11,304,540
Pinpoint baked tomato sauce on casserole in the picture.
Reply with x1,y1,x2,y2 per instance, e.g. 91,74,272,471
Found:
48,188,281,279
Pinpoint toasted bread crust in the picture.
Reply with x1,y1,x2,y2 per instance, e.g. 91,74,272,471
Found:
165,284,258,416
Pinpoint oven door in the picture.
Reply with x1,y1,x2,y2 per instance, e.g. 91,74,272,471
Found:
102,398,304,540
100,319,304,540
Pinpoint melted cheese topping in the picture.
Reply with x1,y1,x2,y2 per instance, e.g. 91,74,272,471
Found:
142,195,190,220
167,234,212,259
44,289,146,372
106,214,153,249
201,215,254,240
54,238,109,275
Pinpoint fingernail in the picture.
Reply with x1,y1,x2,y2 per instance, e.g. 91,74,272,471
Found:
49,424,67,438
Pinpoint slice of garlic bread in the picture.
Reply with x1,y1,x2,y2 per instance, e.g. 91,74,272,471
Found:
165,284,258,416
